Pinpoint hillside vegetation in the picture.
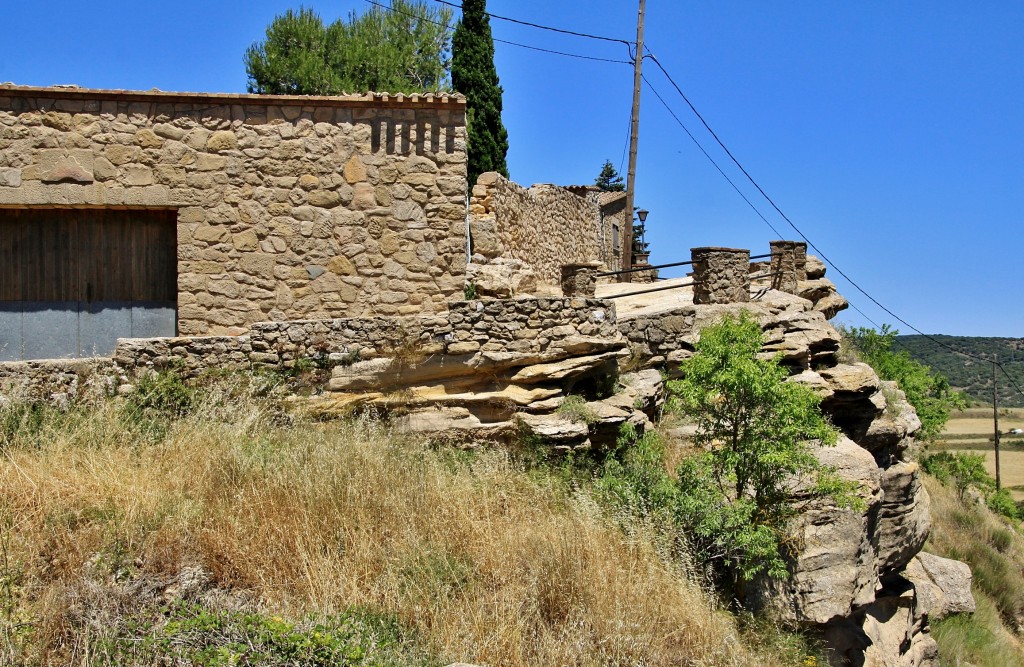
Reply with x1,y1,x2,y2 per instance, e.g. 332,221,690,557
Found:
896,335,1024,408
923,473,1024,666
0,373,815,667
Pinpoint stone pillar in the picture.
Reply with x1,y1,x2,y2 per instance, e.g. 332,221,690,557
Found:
560,262,600,297
691,247,751,304
769,240,807,294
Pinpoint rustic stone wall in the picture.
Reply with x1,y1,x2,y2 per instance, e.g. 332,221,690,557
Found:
0,357,116,404
469,173,612,286
770,240,807,293
0,297,617,400
591,190,625,275
0,86,468,334
692,247,750,304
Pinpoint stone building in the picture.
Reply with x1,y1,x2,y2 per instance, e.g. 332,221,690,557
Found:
0,85,471,360
0,85,629,361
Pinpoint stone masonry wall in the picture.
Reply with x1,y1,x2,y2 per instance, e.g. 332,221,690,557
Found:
0,297,617,401
589,191,625,275
0,86,469,334
469,173,610,286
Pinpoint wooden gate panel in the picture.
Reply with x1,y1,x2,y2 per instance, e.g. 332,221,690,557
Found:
0,208,178,360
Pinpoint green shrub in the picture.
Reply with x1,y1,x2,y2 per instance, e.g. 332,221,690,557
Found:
599,314,861,588
987,488,1021,523
92,601,431,667
839,324,965,442
127,368,197,418
921,451,992,499
556,395,598,425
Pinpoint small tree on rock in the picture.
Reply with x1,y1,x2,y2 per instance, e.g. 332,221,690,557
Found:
668,312,860,583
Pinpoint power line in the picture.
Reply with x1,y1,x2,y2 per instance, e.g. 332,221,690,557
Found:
493,38,631,64
429,0,633,45
642,49,1008,374
641,73,784,238
364,0,630,65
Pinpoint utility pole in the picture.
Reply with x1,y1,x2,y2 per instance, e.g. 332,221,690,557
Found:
622,0,646,283
993,356,1002,491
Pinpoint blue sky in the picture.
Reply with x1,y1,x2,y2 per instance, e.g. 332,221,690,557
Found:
2,1,1021,336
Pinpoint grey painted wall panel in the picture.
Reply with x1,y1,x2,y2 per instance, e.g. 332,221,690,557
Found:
22,302,78,360
80,302,132,358
132,302,177,339
0,303,22,362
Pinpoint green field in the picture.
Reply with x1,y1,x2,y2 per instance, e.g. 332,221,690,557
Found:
935,407,1024,499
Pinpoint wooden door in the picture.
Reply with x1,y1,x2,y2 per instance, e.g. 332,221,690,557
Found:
0,208,178,360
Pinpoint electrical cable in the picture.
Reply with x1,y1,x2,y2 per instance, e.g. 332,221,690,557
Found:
429,0,632,45
492,38,631,64
643,49,1009,374
642,73,784,238
364,0,631,64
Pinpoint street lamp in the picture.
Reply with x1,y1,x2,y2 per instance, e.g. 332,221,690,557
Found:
633,209,650,261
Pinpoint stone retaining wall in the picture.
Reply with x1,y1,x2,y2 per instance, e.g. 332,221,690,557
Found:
0,297,617,401
469,174,611,286
0,86,469,334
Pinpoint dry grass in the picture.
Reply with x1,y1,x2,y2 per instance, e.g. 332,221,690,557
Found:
924,474,1024,665
0,381,796,666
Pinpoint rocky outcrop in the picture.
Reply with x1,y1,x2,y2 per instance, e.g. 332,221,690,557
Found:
747,437,882,626
904,553,976,621
610,258,964,667
307,297,659,448
823,577,939,667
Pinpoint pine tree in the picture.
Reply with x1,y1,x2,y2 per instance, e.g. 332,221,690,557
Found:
245,2,453,96
594,159,625,192
452,0,509,185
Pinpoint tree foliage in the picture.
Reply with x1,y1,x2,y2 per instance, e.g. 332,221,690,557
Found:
668,313,856,581
594,160,625,192
452,0,509,185
921,451,992,499
245,3,454,96
598,313,859,587
842,325,966,442
894,334,1024,408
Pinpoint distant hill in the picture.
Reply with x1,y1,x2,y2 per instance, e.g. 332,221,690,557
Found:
896,335,1024,408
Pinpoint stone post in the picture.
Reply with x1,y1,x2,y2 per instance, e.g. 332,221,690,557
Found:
769,240,808,294
560,262,600,297
691,247,751,304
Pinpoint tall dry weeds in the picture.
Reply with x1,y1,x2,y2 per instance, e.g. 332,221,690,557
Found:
2,379,796,666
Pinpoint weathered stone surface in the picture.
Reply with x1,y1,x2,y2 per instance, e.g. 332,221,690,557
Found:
823,579,939,667
0,168,21,187
466,259,537,298
877,462,931,574
469,176,621,289
692,247,750,304
560,262,600,297
820,363,879,397
516,413,589,442
748,436,882,626
0,87,469,335
904,552,975,621
806,255,827,279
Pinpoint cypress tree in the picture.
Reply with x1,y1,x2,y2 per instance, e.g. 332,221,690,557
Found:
452,0,509,185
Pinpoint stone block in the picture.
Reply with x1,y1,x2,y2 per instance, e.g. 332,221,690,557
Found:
691,247,750,305
0,168,21,187
206,130,237,152
135,129,164,148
